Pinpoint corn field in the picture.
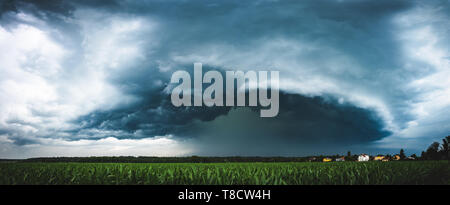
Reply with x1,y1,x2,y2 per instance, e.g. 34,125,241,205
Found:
0,161,449,185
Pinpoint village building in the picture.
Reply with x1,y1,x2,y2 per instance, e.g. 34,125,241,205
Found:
308,157,317,162
374,156,385,161
393,155,401,160
358,154,370,162
335,157,345,162
323,158,332,162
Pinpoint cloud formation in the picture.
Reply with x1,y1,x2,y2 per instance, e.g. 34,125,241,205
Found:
0,0,449,158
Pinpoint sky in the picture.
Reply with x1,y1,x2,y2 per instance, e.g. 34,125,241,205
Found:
0,0,449,158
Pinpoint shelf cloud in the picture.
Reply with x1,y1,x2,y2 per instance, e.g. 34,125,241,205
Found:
0,0,449,158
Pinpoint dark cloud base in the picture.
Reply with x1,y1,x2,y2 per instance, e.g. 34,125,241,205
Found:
180,93,391,155
71,91,390,155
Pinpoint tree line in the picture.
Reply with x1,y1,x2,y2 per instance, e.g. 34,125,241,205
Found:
420,135,450,160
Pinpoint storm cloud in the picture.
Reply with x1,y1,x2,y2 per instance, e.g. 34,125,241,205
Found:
0,0,448,158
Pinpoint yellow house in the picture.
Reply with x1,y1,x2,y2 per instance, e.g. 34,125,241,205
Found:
393,155,400,160
323,158,332,162
374,156,385,161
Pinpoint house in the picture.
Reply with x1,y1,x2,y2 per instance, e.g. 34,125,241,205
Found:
393,155,400,161
406,156,416,160
374,156,385,161
335,157,345,162
323,158,332,162
358,154,370,162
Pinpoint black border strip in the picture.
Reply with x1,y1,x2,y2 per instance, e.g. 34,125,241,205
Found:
1,185,449,203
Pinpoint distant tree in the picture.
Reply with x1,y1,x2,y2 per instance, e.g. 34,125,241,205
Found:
386,154,392,160
441,136,450,160
347,151,351,157
399,149,406,160
421,151,426,160
426,142,440,160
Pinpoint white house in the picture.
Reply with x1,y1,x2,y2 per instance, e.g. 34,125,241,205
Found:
358,154,370,162
335,157,345,162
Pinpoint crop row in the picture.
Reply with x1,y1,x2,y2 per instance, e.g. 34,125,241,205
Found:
0,161,449,185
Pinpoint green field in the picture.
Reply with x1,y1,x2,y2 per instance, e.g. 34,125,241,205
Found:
1,161,449,185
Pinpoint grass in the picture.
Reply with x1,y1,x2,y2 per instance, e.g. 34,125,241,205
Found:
0,161,449,185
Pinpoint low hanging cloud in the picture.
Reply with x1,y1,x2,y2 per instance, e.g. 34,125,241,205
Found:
0,0,449,158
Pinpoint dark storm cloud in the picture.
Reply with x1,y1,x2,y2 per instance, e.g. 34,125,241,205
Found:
0,127,39,145
0,0,72,22
0,0,448,157
87,0,419,127
187,93,391,155
72,88,230,139
1,0,414,74
0,0,119,15
65,0,404,142
70,90,390,155
0,0,413,141
108,0,413,73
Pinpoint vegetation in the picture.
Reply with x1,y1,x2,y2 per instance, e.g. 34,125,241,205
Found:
1,135,448,185
0,161,449,185
421,136,450,160
399,149,406,160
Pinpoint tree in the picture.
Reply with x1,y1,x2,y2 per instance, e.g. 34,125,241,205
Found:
345,151,354,161
441,136,449,160
399,149,406,160
426,142,440,160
